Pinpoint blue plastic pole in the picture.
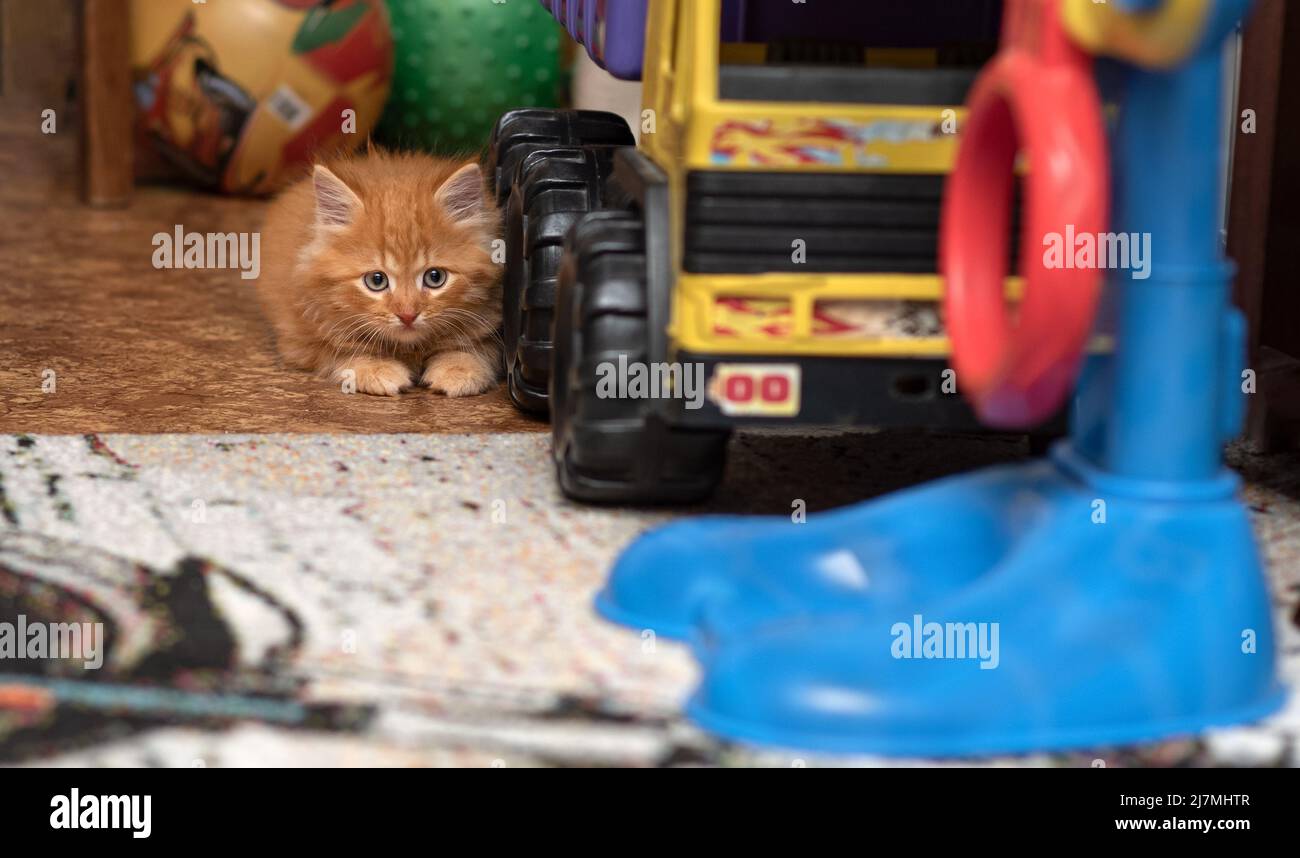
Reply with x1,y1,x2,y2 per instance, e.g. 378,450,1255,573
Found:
1073,0,1251,483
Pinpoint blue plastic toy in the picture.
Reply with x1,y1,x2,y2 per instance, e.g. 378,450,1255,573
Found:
597,0,1285,756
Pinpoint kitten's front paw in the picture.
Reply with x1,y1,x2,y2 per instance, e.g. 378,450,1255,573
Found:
422,350,497,397
336,359,412,397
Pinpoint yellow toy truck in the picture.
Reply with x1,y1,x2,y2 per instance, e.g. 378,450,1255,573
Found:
487,0,1008,503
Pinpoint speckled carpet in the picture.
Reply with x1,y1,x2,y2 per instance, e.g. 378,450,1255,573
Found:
1,431,1297,767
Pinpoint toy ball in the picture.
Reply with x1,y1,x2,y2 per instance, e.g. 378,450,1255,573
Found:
129,0,394,195
376,0,565,154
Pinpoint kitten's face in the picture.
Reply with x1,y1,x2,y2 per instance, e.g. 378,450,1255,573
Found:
300,158,501,352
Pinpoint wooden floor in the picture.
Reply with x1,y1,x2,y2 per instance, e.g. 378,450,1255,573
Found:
0,123,544,435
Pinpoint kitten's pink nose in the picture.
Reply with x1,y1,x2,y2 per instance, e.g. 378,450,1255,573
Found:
396,311,418,327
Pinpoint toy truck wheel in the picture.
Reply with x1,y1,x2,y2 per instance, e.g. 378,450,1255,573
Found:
487,109,635,206
551,211,730,504
503,145,625,414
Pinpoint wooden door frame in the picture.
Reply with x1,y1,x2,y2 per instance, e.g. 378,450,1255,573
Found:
79,0,133,207
1229,0,1300,449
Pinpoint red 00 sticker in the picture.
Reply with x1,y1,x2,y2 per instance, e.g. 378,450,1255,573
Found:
707,364,801,417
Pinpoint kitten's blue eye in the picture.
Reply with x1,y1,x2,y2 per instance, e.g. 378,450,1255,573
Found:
363,271,388,291
423,268,448,289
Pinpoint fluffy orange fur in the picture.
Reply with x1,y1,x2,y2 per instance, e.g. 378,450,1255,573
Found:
257,149,502,396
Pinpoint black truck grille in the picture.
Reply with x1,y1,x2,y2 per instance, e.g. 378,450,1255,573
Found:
683,170,1020,275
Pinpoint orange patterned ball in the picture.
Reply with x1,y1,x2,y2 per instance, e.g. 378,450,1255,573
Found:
130,0,393,194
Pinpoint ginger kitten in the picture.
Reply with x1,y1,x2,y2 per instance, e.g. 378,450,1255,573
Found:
258,149,502,396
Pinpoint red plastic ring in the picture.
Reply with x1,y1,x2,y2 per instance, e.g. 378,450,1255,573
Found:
940,0,1109,428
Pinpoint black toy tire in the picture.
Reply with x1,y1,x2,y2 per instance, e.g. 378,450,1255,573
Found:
486,109,635,206
551,211,730,504
502,146,624,414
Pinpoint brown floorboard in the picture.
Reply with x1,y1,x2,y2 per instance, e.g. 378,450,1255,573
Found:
0,119,545,435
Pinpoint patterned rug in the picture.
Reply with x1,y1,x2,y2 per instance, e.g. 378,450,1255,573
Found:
2,431,1297,767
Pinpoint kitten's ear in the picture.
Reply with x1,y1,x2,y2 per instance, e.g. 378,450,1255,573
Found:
434,162,488,224
313,165,363,229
